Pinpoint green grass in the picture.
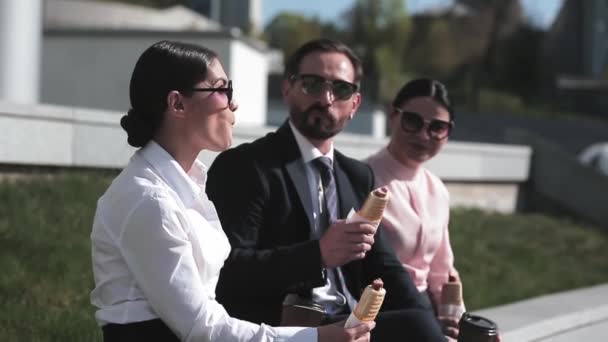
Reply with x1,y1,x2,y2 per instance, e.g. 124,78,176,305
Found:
1,173,608,340
451,208,608,310
0,172,114,342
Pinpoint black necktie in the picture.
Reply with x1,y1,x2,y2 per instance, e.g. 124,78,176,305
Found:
312,157,356,311
312,157,338,224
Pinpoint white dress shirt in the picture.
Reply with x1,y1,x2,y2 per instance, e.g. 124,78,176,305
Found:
90,141,317,342
288,121,354,315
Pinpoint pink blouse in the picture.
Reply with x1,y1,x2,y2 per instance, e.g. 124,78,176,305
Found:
365,147,459,309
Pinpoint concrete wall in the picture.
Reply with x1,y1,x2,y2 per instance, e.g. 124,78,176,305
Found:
0,101,532,213
0,101,134,168
41,30,267,125
450,111,608,155
228,39,268,126
507,129,608,228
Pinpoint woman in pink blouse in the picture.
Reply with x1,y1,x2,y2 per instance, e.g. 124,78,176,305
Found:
365,78,461,339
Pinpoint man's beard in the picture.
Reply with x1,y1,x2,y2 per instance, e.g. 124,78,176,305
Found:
290,104,347,140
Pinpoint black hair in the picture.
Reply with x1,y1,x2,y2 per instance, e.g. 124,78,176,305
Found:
392,78,454,122
283,38,363,84
120,40,218,147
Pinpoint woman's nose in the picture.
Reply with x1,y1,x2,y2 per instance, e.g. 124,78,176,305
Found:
416,124,431,140
229,99,238,112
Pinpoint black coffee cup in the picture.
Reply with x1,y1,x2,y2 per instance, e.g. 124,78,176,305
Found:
281,294,326,327
457,313,499,342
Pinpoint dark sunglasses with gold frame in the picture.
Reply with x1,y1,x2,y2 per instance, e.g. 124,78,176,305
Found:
394,108,454,140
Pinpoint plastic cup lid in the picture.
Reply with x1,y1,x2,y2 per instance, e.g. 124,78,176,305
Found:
459,313,498,335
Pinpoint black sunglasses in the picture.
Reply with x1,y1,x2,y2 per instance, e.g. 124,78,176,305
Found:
395,108,454,140
191,80,233,105
290,74,358,101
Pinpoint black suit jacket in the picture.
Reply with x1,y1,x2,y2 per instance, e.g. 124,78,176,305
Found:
207,121,429,325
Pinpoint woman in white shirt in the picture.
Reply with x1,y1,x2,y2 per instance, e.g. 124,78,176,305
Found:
90,40,374,342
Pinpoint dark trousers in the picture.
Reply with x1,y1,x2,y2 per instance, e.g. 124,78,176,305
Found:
372,309,447,342
323,309,446,342
102,319,180,342
102,309,446,342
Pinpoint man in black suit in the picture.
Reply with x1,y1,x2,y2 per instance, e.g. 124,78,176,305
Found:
207,39,446,341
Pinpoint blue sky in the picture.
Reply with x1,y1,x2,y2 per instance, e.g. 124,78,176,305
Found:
263,0,564,30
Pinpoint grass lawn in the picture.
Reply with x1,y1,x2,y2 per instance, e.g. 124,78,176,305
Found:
1,172,608,340
0,172,114,341
450,208,608,310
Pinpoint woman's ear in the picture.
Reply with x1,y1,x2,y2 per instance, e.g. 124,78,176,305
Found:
167,91,186,118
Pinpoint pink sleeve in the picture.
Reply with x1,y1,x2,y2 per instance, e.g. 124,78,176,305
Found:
427,219,460,310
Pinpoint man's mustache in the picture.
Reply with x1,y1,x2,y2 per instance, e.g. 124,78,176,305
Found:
304,104,330,116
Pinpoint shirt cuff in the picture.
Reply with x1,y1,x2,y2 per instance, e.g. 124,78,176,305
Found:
274,326,318,342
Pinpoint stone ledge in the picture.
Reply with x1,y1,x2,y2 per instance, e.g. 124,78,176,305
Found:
473,283,608,342
0,101,532,212
501,305,608,341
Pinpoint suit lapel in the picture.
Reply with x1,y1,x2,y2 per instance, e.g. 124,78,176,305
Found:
278,122,315,233
286,160,314,231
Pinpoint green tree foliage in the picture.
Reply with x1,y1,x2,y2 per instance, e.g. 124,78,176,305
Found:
345,0,412,104
262,1,412,104
263,13,325,63
403,17,462,78
491,26,544,102
261,0,548,114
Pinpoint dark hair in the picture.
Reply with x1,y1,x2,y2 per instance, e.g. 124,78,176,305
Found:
392,78,455,122
283,38,363,84
121,40,218,147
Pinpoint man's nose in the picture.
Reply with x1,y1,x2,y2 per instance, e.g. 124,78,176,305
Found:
318,85,335,105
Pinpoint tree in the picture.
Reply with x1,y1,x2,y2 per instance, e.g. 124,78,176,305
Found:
454,0,525,109
345,0,412,104
261,0,413,104
403,17,462,78
263,13,326,62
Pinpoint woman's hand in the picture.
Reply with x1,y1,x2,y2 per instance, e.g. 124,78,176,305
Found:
318,320,375,342
438,316,459,339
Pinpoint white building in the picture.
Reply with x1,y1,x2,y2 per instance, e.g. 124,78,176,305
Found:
40,0,270,126
190,0,263,36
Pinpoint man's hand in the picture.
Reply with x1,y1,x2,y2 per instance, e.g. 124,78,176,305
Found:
319,220,376,268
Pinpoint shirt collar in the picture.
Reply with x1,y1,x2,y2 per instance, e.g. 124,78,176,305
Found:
139,140,207,207
288,119,334,165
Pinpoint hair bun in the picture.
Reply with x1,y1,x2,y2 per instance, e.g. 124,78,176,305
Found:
120,108,154,148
